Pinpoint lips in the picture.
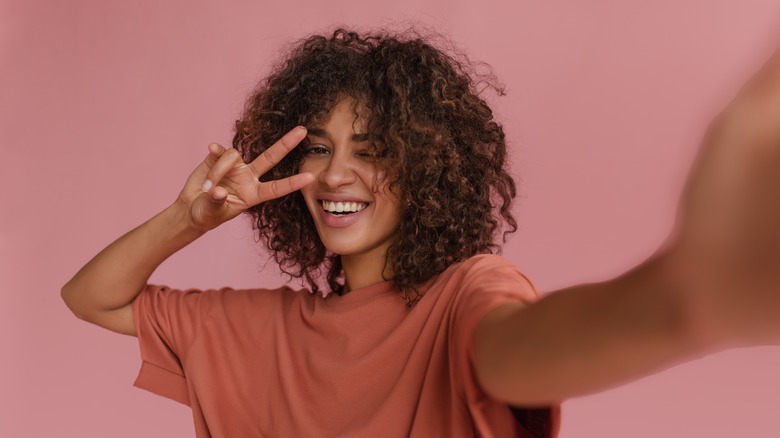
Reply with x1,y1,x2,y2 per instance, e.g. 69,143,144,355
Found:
316,198,370,228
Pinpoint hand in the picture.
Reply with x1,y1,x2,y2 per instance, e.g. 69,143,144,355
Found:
669,47,780,347
177,126,314,232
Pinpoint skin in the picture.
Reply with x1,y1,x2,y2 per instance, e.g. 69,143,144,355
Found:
60,127,315,335
474,47,780,404
299,98,402,293
62,46,780,410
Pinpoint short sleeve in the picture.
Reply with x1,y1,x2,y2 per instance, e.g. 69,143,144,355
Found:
451,255,542,367
132,284,211,406
449,255,558,436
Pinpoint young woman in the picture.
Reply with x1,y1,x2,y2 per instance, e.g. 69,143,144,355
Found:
62,29,780,437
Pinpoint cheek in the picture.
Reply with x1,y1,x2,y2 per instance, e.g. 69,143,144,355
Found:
298,158,314,174
298,161,323,190
356,166,391,195
298,184,318,211
369,178,400,210
364,173,399,209
374,191,402,224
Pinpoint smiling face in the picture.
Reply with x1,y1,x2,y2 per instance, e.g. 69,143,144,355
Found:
299,98,402,262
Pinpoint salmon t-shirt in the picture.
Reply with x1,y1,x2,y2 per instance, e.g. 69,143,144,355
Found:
132,254,561,437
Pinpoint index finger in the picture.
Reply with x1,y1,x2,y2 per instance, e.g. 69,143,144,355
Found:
248,126,308,176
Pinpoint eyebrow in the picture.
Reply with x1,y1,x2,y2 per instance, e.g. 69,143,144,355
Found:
306,128,372,143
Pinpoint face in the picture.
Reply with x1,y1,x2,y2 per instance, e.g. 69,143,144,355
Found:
299,98,402,259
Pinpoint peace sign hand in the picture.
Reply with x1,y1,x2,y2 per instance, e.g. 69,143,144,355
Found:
178,126,314,232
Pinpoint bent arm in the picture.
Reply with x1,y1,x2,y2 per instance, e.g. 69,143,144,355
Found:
61,201,204,336
61,130,313,337
473,250,712,406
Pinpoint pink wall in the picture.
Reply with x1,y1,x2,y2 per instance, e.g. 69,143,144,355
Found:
2,0,780,436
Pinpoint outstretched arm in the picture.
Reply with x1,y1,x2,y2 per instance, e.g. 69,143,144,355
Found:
475,47,780,405
474,251,695,405
61,127,313,336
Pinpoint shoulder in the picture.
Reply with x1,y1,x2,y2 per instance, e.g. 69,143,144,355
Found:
442,255,541,387
449,253,520,274
137,284,317,315
439,254,539,299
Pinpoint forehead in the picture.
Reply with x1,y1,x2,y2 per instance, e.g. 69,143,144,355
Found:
309,96,370,132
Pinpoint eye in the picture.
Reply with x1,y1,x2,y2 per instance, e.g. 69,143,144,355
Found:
355,150,376,158
355,144,381,159
304,144,329,156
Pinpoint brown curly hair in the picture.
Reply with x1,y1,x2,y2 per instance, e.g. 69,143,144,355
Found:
233,28,517,305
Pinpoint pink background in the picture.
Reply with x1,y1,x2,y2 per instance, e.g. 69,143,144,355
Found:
2,0,780,436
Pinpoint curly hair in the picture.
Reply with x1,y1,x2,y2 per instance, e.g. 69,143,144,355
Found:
233,28,517,305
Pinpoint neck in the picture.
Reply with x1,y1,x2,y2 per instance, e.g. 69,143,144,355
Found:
341,243,393,294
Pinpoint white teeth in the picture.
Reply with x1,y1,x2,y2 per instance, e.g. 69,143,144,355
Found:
321,200,368,213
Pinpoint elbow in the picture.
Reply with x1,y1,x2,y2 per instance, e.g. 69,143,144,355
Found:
60,282,73,311
61,281,87,321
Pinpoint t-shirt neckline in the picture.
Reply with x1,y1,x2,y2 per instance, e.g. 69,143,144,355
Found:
325,280,397,306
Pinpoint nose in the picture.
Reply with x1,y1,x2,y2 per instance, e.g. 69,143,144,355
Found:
318,153,357,189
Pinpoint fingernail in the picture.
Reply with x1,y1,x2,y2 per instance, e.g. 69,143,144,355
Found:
202,179,213,192
296,126,307,132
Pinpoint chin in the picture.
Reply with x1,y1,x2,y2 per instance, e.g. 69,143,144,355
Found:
318,236,365,256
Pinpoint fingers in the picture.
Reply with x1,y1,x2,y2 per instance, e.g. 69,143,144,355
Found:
202,145,243,193
248,126,308,176
208,184,229,202
259,172,315,202
197,128,312,207
208,142,226,155
202,143,226,166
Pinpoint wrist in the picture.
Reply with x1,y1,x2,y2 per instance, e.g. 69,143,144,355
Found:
160,199,208,243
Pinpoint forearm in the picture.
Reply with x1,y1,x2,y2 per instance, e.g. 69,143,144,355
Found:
475,251,711,405
61,200,204,319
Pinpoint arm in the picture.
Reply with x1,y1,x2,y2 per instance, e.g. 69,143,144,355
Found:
475,47,780,405
61,202,203,336
61,127,313,336
474,250,699,405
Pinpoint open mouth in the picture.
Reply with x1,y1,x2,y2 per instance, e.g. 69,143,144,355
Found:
319,200,369,216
